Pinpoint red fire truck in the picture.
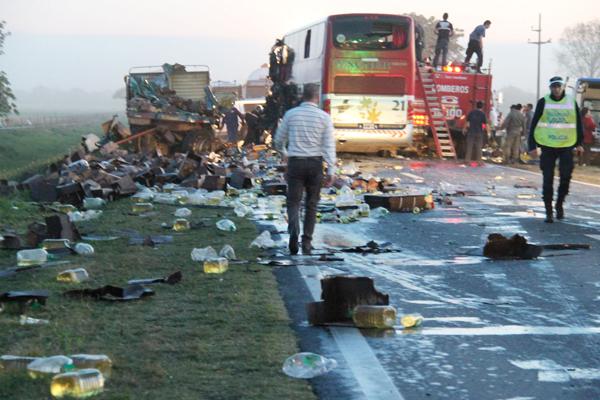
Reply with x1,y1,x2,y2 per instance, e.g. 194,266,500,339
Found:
279,13,493,158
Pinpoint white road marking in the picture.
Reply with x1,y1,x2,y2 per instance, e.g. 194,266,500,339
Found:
400,172,425,182
586,234,600,241
510,359,600,382
497,165,600,189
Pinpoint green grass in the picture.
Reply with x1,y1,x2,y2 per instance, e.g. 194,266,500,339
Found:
0,196,315,400
0,122,103,180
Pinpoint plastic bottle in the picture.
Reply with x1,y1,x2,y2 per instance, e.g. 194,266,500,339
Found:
132,202,154,213
73,243,94,256
50,368,105,398
352,305,397,328
0,355,39,372
219,245,236,260
83,198,105,210
20,315,50,325
174,208,192,218
191,246,217,262
401,313,424,328
216,219,236,232
70,354,112,377
358,203,371,217
203,257,228,274
57,204,77,214
173,219,190,231
67,160,89,173
57,268,90,283
371,207,390,218
132,191,154,203
282,352,337,379
42,239,71,251
16,249,48,267
250,231,276,248
27,356,73,378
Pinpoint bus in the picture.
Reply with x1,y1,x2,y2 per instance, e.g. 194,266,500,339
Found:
575,77,600,134
282,14,416,154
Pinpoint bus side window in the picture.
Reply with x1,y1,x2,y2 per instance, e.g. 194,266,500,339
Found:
304,29,312,59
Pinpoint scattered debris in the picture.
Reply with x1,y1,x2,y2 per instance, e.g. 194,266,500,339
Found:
307,276,389,325
352,305,397,329
128,271,182,285
282,352,337,379
250,231,277,249
483,233,542,260
400,313,424,328
63,284,154,302
339,241,400,255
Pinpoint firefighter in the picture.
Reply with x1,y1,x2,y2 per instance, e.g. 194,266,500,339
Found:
528,76,584,223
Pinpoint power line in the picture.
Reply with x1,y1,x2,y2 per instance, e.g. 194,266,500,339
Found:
528,13,551,100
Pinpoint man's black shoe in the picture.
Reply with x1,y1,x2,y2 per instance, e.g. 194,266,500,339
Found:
301,243,312,255
289,238,299,255
544,216,554,223
556,202,564,220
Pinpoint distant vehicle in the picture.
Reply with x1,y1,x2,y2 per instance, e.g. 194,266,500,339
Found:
575,78,600,142
234,98,266,114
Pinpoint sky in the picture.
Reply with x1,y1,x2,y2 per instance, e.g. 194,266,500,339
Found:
2,0,599,110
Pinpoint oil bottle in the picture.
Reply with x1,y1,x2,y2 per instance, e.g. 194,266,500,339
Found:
352,305,397,328
50,368,104,398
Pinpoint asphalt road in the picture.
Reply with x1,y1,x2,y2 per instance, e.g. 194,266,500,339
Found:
274,157,600,400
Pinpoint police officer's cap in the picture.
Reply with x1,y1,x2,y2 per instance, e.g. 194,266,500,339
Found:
549,76,564,87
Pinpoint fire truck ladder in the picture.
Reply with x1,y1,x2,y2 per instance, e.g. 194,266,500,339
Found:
418,67,457,159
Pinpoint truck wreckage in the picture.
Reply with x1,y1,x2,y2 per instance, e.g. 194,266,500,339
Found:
108,63,224,155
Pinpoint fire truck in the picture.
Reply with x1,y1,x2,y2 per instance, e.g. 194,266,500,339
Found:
275,13,493,158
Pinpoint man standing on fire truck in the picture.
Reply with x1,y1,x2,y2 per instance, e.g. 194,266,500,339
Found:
464,20,491,73
528,76,584,223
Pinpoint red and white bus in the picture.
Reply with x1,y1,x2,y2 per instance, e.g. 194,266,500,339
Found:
282,13,416,153
280,13,493,156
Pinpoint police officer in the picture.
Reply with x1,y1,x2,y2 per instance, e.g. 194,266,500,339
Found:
528,76,584,223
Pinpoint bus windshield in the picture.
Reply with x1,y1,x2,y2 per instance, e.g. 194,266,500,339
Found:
332,16,409,51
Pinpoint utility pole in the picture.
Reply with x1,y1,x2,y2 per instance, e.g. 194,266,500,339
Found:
528,14,551,100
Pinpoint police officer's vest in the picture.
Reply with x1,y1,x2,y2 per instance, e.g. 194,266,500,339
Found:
533,94,577,148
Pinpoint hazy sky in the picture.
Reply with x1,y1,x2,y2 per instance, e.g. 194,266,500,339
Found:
2,0,600,102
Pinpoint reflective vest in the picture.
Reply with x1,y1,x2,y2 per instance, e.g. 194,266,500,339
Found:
533,94,577,148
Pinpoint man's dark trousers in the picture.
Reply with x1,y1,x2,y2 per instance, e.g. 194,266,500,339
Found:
540,146,574,204
286,157,323,248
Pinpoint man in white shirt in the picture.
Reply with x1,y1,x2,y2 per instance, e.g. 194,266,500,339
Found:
274,84,337,255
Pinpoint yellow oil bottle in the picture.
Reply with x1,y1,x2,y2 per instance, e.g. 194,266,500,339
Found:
203,258,228,274
173,219,190,231
50,368,104,398
352,305,397,328
131,203,154,213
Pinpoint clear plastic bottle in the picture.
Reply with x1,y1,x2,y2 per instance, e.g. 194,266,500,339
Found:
57,268,90,283
67,160,90,173
282,352,337,379
27,356,73,378
173,219,190,231
42,239,71,251
132,202,154,213
174,208,192,218
400,313,424,328
203,257,229,274
219,245,236,260
16,249,48,267
0,355,39,371
20,315,50,325
50,368,104,398
70,355,112,377
352,305,397,328
358,203,371,217
73,243,94,256
83,198,105,210
216,219,236,232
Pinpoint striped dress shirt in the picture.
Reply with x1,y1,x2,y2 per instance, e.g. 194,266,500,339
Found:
274,102,337,175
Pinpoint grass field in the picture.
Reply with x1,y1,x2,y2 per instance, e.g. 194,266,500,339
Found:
0,196,316,399
0,121,106,180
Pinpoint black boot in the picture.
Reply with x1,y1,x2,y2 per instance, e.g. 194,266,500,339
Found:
556,199,564,220
289,236,299,255
544,202,554,223
301,239,312,255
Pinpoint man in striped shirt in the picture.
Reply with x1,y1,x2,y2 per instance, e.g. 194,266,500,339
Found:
274,83,337,255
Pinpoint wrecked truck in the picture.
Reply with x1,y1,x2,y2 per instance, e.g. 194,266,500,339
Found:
124,64,222,155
